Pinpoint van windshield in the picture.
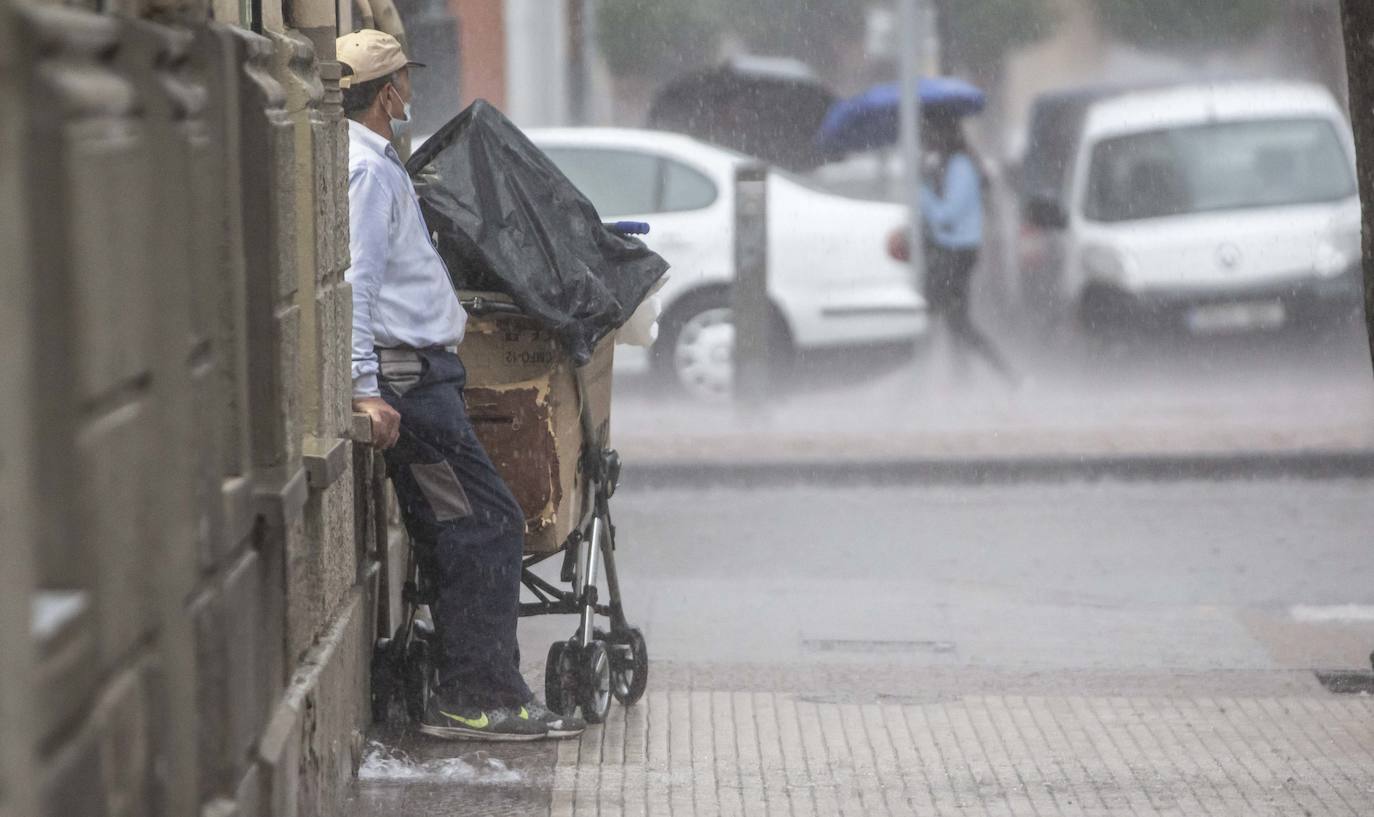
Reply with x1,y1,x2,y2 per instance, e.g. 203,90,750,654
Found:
1084,118,1355,222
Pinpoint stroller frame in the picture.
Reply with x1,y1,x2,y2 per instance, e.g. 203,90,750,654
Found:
370,293,648,729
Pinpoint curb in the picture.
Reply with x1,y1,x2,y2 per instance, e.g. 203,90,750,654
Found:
620,449,1374,488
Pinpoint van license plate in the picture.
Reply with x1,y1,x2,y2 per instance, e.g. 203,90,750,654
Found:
1186,301,1286,334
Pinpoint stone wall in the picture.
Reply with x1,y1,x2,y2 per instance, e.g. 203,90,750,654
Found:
0,0,402,813
0,4,39,817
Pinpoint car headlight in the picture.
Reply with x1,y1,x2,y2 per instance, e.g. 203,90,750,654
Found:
1081,244,1131,288
1314,242,1351,278
1316,225,1360,278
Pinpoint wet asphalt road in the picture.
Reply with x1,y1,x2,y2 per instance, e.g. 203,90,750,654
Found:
524,477,1374,673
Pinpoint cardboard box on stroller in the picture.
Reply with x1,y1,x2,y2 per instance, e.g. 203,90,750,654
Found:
458,300,613,555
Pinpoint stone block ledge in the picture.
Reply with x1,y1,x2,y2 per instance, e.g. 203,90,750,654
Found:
252,466,309,531
303,434,350,490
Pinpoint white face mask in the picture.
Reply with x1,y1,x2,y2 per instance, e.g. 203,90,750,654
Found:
388,85,412,134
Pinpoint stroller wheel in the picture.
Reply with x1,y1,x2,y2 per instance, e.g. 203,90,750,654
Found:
370,637,397,725
545,640,577,715
610,628,649,706
579,641,613,724
403,638,432,724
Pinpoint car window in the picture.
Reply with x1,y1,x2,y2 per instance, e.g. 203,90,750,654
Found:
661,159,718,211
1084,118,1355,222
541,147,661,217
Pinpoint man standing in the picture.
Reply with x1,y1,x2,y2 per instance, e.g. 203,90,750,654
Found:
338,29,584,741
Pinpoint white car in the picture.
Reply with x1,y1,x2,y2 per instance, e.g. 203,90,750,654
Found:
527,128,929,400
1021,81,1362,337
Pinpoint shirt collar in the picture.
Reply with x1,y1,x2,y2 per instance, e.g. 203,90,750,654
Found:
348,119,401,164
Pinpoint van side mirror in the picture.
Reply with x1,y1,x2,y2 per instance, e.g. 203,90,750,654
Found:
1024,195,1068,230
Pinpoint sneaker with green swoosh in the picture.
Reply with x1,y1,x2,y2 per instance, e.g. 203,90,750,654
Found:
420,696,547,741
522,700,586,738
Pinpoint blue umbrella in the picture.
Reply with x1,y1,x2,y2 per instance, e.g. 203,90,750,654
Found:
816,77,986,158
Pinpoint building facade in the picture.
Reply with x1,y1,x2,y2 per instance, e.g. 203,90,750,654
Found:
444,0,589,127
0,0,408,814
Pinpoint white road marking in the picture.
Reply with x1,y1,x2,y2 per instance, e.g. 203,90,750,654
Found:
1290,604,1374,623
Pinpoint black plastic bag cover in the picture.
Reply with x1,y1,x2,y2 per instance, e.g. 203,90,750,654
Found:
407,100,670,365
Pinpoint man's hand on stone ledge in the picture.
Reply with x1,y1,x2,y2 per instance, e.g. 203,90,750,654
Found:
354,396,401,449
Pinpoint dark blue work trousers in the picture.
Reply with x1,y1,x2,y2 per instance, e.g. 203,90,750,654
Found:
378,347,533,709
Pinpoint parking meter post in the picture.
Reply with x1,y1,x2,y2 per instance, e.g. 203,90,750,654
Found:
733,162,770,412
898,0,927,294
568,0,594,125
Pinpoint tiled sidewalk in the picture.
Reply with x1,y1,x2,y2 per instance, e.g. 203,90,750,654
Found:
553,690,1374,817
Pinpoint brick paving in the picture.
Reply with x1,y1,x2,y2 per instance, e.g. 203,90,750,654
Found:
347,663,1374,816
550,689,1374,817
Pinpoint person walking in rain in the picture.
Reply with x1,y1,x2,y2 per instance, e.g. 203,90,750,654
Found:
891,109,1020,387
339,29,583,742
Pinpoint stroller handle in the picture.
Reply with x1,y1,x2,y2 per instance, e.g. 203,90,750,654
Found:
460,295,524,317
606,221,650,236
461,221,650,317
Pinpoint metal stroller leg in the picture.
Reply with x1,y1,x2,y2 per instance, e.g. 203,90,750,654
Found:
370,541,437,727
596,504,648,706
599,516,629,631
576,515,604,647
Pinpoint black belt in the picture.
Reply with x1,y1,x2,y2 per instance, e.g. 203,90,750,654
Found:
376,345,457,363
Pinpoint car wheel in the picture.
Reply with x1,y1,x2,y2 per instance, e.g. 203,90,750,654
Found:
653,291,793,401
1076,285,1123,339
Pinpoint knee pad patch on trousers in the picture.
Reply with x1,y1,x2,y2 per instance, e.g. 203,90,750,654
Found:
410,460,474,522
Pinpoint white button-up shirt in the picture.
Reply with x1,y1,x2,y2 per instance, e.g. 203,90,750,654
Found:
346,119,466,397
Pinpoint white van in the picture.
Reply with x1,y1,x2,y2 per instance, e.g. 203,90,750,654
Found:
1021,81,1361,336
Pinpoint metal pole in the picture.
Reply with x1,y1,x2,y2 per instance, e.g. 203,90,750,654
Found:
583,0,600,124
897,0,926,295
568,0,588,125
732,162,770,411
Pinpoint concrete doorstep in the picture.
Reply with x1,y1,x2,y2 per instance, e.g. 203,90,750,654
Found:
614,419,1374,486
621,448,1374,487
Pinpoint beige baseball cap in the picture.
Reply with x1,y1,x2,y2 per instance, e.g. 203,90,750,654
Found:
337,29,424,88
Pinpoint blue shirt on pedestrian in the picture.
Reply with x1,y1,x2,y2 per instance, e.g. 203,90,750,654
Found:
347,120,467,398
921,152,983,250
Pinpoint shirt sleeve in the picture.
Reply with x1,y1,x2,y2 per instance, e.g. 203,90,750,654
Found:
346,163,392,398
921,154,981,230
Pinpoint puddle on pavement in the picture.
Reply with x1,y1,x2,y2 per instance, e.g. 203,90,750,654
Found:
358,741,523,785
347,733,558,817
